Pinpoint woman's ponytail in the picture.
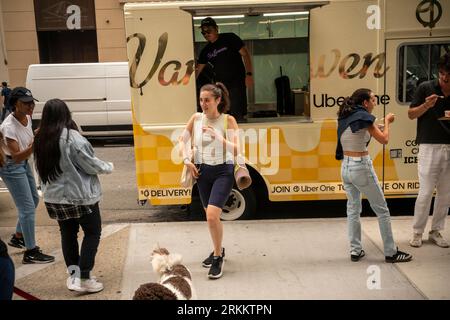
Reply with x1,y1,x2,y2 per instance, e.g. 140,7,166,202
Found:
215,82,230,113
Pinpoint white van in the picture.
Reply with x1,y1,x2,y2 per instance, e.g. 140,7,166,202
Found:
26,62,132,136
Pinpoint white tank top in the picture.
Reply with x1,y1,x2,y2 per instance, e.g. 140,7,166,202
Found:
193,113,234,165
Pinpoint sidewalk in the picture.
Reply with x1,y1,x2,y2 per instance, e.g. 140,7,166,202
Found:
2,216,449,300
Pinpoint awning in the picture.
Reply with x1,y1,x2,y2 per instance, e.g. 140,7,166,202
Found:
181,0,329,16
125,0,329,16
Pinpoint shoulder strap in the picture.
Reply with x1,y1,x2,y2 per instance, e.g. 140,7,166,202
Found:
192,113,198,147
192,112,203,147
224,114,228,139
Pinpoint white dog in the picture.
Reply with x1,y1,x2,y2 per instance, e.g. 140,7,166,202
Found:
133,247,196,300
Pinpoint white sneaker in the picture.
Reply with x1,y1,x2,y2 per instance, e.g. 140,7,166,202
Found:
409,233,423,247
429,230,450,248
66,276,83,291
80,277,104,293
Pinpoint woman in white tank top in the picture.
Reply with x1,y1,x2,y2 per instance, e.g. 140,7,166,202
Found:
179,82,240,279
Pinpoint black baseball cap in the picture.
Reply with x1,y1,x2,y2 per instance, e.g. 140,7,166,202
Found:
200,17,217,28
10,87,38,103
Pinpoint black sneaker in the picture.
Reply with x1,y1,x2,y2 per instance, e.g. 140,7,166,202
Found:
350,249,365,262
8,234,26,249
202,247,225,268
385,248,412,263
208,256,224,279
23,247,55,264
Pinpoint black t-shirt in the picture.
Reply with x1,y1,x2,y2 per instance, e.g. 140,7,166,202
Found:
410,79,450,144
198,33,245,85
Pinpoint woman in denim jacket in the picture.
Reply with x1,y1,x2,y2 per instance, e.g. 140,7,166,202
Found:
34,99,113,293
336,88,412,263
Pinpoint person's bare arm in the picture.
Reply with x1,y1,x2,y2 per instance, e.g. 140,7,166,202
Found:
408,94,439,120
368,113,395,144
179,114,197,158
224,115,239,155
195,63,206,80
179,114,200,178
5,138,33,163
239,46,253,87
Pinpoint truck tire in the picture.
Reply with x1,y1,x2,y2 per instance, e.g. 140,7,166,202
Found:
221,187,256,221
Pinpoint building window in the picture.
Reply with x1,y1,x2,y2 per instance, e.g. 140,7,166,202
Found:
34,0,98,63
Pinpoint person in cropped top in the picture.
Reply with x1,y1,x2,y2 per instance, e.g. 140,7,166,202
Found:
336,88,412,263
179,82,240,280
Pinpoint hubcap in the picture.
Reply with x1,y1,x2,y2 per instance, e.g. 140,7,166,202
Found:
221,189,246,221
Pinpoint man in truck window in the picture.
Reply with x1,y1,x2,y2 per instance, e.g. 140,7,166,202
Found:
196,17,253,123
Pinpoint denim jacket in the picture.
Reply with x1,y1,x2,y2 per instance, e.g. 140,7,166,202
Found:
41,128,113,205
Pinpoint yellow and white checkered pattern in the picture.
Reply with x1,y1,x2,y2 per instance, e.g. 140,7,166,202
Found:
133,116,402,205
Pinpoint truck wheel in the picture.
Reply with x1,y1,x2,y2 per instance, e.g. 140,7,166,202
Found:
221,187,256,221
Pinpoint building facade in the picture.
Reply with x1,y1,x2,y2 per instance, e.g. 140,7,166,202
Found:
0,0,131,86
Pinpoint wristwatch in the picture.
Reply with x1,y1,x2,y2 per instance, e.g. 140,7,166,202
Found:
183,157,191,165
246,72,253,76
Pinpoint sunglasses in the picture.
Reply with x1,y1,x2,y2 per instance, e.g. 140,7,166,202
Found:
201,29,214,36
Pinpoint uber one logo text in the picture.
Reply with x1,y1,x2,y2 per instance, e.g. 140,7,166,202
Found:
367,5,381,30
67,5,81,30
366,265,381,290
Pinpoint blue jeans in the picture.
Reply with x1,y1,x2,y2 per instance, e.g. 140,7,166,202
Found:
0,255,15,300
0,159,39,249
341,155,396,257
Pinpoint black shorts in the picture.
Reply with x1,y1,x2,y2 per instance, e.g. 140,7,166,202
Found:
196,163,234,209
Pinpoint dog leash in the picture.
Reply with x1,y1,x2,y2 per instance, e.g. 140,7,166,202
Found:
13,286,40,300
